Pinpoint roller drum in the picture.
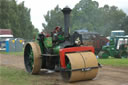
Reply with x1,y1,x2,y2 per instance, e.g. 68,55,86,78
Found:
61,52,98,82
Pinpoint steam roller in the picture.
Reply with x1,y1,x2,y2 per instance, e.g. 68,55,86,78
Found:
24,7,100,82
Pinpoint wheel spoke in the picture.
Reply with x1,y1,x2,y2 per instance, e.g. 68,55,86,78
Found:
28,48,34,70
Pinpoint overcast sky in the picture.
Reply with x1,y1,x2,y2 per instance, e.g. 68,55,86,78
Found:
17,0,128,32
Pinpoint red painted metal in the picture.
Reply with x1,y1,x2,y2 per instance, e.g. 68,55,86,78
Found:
59,46,95,68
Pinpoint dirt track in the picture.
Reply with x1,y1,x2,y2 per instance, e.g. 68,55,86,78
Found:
0,53,128,85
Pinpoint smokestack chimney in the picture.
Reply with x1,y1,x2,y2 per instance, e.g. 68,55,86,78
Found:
62,7,72,38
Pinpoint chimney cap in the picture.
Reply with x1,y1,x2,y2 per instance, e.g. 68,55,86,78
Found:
62,7,72,14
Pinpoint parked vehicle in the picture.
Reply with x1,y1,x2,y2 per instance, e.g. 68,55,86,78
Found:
98,30,128,58
75,30,109,54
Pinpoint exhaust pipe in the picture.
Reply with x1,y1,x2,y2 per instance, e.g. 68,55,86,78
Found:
62,7,72,38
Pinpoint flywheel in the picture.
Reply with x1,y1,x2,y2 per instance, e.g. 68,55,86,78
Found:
24,42,42,74
61,52,99,82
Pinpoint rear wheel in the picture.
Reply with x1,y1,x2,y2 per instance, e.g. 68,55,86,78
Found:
24,42,42,74
98,51,109,59
120,51,128,58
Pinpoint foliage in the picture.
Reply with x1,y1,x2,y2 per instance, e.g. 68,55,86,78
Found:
0,0,38,39
42,0,128,35
42,5,64,33
121,16,128,34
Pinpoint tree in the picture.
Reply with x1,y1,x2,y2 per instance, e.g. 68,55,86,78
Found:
0,0,37,39
42,0,128,35
98,5,126,35
71,0,100,32
42,5,64,33
121,16,128,34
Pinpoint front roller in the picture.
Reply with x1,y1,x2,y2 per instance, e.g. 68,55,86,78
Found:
24,42,42,74
61,52,98,82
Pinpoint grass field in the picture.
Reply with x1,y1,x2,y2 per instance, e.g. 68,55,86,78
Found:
0,51,23,56
98,58,128,67
0,66,32,85
0,66,56,85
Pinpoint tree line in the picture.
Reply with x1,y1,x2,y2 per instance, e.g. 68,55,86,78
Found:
0,0,38,39
0,0,128,39
43,0,128,36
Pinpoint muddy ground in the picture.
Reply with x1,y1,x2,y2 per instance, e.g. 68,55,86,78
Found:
0,53,128,85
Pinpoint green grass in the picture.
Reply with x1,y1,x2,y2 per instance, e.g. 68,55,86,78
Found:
0,66,35,85
0,66,57,85
0,52,24,56
98,58,128,67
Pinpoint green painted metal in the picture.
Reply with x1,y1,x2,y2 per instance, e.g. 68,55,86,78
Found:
101,51,109,59
58,35,64,41
67,64,71,69
38,41,43,54
120,51,128,58
53,45,60,54
100,36,128,58
43,37,53,48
